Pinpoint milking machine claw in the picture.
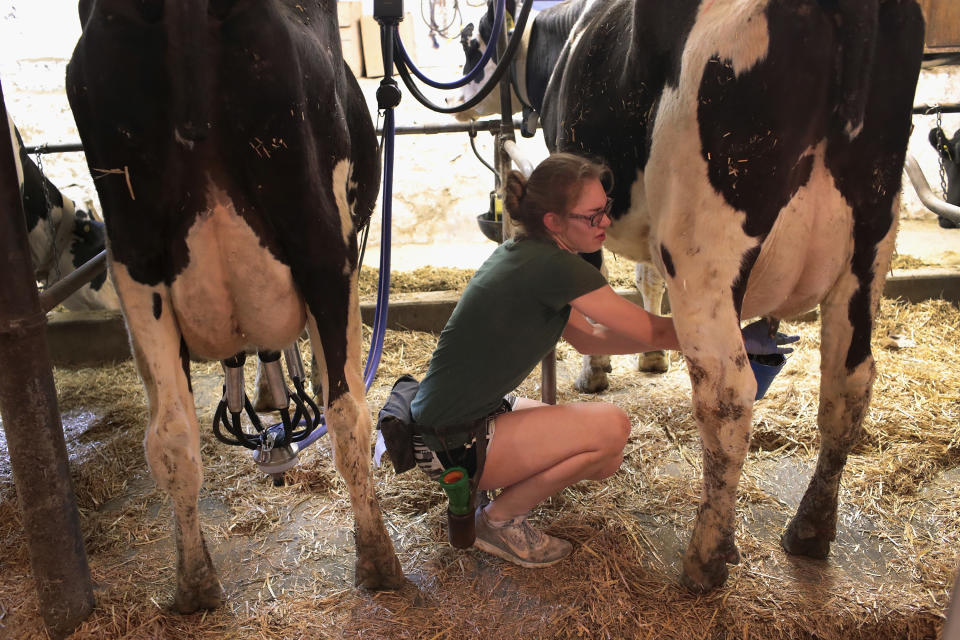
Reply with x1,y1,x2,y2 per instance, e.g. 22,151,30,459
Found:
211,347,323,483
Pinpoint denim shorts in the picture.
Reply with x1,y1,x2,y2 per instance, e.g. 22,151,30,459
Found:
412,396,516,482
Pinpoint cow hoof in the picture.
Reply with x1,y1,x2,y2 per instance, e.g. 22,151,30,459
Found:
355,555,406,590
680,542,738,592
638,350,669,373
781,519,832,559
938,216,959,229
173,579,224,614
679,560,728,593
575,372,610,393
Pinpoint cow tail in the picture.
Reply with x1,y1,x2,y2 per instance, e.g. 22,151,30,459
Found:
834,0,879,139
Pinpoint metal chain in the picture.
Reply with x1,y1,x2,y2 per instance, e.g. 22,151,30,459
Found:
34,149,62,285
936,108,949,200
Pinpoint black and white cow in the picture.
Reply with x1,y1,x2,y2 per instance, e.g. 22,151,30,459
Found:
929,126,960,228
66,0,404,611
458,0,924,591
7,113,118,311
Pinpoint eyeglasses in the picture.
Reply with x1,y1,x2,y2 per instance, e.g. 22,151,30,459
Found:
567,197,613,227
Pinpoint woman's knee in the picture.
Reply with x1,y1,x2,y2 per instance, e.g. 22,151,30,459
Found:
582,404,630,480
596,403,630,450
587,451,624,480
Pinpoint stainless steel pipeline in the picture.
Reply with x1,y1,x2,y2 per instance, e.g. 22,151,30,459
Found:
903,154,960,226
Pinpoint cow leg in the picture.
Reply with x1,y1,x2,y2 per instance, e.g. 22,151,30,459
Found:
306,269,404,589
308,350,323,401
112,264,223,612
575,353,612,393
782,225,892,558
576,253,612,392
672,301,755,592
635,262,669,373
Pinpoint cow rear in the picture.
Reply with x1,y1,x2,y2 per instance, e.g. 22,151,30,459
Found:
67,0,403,610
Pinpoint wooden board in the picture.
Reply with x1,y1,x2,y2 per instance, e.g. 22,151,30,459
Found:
920,0,960,51
359,14,417,78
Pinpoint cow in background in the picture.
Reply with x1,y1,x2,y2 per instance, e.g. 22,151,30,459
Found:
457,0,924,591
7,113,118,311
929,126,960,228
67,0,404,611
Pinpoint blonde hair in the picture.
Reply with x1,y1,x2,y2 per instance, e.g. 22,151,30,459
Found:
503,153,612,238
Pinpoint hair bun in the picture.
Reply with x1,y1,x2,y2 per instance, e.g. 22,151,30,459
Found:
503,170,527,216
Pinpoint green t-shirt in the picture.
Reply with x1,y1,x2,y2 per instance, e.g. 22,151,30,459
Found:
410,235,608,448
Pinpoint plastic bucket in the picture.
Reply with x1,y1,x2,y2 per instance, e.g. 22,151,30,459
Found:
748,353,786,401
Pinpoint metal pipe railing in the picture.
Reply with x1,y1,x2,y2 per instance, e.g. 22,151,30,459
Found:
913,103,960,115
903,154,960,225
38,250,108,312
502,139,535,178
22,118,539,155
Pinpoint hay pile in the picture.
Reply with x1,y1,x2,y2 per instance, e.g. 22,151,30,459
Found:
0,279,957,639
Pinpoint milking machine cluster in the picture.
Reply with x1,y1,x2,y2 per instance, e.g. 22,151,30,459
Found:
212,345,321,486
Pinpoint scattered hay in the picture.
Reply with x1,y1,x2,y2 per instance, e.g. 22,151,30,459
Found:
358,250,639,299
891,253,933,270
1,290,957,639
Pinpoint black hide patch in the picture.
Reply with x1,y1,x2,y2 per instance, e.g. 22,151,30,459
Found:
660,244,675,278
822,1,924,370
697,4,834,240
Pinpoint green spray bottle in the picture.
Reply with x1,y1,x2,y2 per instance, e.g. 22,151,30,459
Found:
438,466,475,548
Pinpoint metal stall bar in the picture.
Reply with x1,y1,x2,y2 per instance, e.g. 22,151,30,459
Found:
912,103,960,114
22,118,538,155
38,250,108,313
0,80,94,638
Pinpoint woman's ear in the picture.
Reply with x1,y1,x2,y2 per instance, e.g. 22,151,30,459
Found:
543,211,565,233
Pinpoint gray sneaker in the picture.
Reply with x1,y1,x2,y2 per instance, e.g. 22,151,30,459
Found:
473,506,573,568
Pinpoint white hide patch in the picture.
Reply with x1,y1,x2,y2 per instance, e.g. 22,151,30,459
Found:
168,178,306,359
685,0,770,80
607,0,774,315
110,260,181,374
604,168,653,263
454,57,510,121
332,159,354,254
740,143,854,318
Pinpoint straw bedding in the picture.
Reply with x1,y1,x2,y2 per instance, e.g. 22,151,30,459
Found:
0,256,957,639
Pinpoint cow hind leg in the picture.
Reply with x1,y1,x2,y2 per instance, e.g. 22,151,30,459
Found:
635,262,669,373
114,269,223,612
306,277,404,590
782,271,880,558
